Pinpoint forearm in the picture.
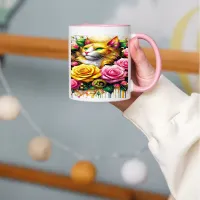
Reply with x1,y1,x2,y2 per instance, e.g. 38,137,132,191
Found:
123,75,200,200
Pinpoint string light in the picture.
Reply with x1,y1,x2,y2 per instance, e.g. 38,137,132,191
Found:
0,64,148,160
0,63,149,185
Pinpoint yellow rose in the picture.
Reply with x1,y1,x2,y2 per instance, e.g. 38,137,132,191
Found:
71,64,101,83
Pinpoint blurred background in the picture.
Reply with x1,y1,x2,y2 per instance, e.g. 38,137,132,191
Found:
0,0,199,199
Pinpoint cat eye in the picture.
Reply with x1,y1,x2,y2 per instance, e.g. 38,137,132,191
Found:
95,47,104,51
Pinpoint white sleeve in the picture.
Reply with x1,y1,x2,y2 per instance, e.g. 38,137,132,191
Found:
123,75,200,200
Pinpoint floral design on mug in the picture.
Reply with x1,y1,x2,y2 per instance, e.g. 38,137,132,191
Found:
70,35,129,99
71,79,81,90
101,65,127,84
122,48,128,58
114,58,128,70
71,64,101,83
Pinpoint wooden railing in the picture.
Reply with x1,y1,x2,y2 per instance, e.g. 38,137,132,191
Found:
0,33,198,74
0,162,167,200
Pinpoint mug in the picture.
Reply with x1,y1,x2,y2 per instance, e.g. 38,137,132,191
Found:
69,24,162,102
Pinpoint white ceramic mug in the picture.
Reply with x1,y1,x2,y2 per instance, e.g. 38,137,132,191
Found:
69,24,162,102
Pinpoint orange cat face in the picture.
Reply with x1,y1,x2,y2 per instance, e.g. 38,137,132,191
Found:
80,37,120,61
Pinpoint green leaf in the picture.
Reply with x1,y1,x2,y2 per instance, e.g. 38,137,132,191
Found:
71,47,78,52
120,42,127,48
120,85,128,91
76,38,86,47
89,86,96,90
120,39,126,43
103,85,114,93
119,39,128,48
96,91,101,96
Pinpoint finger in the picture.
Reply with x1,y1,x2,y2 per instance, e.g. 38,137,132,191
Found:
130,38,155,79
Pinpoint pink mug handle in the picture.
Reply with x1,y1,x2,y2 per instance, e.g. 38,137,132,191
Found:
130,33,162,92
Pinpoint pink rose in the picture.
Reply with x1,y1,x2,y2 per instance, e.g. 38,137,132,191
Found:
74,44,79,48
121,81,128,86
101,65,128,84
71,79,81,89
114,83,120,88
71,61,79,66
85,38,91,45
123,48,128,57
71,43,79,50
115,58,128,70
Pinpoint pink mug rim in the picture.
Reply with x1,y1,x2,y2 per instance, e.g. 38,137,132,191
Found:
70,24,130,27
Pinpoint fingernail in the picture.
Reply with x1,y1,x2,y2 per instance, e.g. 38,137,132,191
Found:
133,38,140,51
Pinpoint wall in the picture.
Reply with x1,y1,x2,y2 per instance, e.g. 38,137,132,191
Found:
0,0,198,200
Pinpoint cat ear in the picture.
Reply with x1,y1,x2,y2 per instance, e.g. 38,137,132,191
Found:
107,36,120,48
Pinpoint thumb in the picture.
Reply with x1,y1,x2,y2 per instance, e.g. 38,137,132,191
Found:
130,38,155,81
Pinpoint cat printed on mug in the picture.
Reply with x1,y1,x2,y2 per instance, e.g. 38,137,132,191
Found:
74,36,120,68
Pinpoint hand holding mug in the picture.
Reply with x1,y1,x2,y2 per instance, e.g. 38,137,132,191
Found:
111,37,157,111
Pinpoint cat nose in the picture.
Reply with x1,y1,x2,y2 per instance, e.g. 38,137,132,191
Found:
85,52,89,55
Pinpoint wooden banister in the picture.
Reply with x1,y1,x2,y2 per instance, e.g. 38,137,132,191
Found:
0,33,198,74
0,162,167,200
